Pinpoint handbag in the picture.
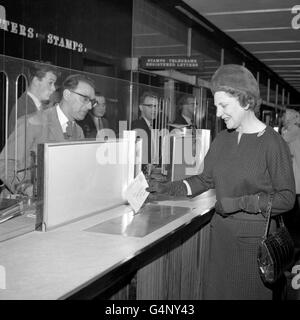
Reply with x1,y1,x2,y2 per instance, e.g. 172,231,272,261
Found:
257,195,295,285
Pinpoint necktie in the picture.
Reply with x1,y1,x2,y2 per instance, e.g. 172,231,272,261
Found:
64,121,74,139
98,117,103,130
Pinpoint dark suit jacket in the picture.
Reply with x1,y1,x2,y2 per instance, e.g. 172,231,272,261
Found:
77,112,110,139
8,92,38,135
0,106,84,192
173,113,189,126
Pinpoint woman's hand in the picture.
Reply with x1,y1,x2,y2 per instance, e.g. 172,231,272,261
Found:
146,180,188,197
215,194,268,216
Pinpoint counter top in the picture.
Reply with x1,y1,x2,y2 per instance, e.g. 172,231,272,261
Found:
0,190,215,300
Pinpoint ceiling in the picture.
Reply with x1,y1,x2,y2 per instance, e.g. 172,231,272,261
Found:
183,0,300,97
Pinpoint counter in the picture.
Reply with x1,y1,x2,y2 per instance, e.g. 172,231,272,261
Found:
0,190,215,300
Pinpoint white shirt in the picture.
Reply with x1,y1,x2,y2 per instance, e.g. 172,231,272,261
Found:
142,116,152,129
56,104,71,133
27,91,42,110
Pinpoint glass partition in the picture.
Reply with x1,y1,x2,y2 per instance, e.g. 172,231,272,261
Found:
0,53,218,241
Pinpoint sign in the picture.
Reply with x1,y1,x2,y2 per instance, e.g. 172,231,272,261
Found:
140,56,202,70
0,5,86,53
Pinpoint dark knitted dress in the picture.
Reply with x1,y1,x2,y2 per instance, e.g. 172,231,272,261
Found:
186,126,295,300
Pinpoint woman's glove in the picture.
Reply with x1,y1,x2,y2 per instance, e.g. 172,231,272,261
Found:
215,193,269,216
146,180,187,196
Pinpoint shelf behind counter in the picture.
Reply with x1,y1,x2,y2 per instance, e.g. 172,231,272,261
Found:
0,190,215,300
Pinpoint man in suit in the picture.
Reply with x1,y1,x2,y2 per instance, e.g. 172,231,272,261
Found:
77,94,110,139
8,61,60,135
0,74,96,195
173,94,198,127
131,91,161,167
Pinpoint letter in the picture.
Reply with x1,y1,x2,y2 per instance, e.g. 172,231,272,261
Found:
72,40,78,51
133,128,149,164
291,265,300,290
132,307,139,318
118,120,128,139
58,37,65,47
165,305,174,314
65,38,73,50
122,307,131,315
291,5,300,29
173,305,181,314
19,24,26,37
149,305,157,315
105,307,112,315
10,21,18,34
161,129,170,165
47,33,53,44
0,19,9,31
27,27,34,39
78,43,83,52
0,5,6,20
0,265,6,290
53,35,59,46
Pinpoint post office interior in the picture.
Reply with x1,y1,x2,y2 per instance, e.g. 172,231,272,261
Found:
0,0,299,300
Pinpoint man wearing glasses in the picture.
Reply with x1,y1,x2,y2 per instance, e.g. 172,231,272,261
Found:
77,94,111,139
132,91,161,168
0,74,96,196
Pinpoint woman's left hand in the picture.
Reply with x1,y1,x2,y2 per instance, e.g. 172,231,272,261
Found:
215,194,263,216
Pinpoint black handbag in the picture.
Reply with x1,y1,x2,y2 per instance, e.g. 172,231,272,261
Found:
257,195,295,285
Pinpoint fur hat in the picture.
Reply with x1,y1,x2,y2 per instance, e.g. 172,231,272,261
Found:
211,64,260,100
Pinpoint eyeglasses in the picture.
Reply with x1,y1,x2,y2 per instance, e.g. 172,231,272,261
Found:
70,90,98,108
143,104,158,108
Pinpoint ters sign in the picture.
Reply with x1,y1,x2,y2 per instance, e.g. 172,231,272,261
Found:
0,5,86,53
140,56,202,70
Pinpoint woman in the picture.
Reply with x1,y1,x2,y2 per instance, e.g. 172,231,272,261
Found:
148,64,296,299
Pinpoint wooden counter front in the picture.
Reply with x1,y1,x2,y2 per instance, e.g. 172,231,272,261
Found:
0,190,215,300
